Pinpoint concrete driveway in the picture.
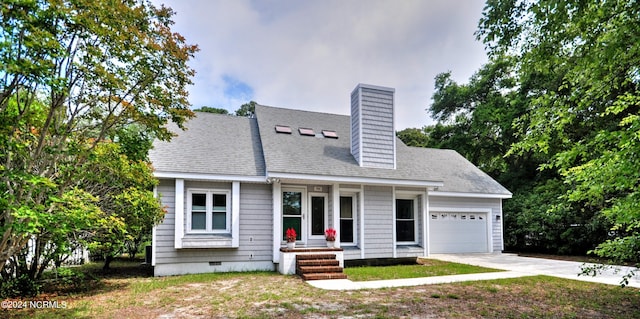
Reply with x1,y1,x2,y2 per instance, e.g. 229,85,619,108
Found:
432,253,640,288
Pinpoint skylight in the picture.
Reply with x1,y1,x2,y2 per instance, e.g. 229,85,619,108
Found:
321,130,338,139
298,127,315,136
275,125,292,134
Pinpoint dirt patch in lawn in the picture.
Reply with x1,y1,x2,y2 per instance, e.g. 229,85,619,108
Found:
4,271,639,319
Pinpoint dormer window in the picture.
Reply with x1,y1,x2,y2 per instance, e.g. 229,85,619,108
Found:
298,127,315,136
275,125,292,134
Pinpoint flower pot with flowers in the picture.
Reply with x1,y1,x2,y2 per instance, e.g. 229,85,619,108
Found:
285,228,297,249
325,228,337,248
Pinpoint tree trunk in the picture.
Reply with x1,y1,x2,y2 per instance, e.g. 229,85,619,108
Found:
103,255,114,271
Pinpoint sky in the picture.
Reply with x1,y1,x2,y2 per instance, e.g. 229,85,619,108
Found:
151,0,488,130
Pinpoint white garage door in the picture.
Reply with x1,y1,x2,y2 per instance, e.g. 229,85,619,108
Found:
429,212,488,253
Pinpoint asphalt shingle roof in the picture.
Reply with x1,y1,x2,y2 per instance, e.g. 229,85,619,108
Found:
254,105,510,195
149,104,511,196
149,112,265,177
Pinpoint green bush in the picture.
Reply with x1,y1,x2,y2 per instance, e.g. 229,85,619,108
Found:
0,274,41,298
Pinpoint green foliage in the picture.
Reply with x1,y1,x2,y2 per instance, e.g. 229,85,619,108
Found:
0,0,195,278
77,142,164,269
235,101,256,117
0,274,41,298
475,0,640,265
193,106,230,114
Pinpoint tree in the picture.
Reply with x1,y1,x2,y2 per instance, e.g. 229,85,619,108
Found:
77,142,163,270
401,53,611,255
478,0,640,264
193,106,229,114
235,101,256,117
0,0,197,274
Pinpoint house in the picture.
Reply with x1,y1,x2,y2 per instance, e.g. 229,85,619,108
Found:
149,84,511,277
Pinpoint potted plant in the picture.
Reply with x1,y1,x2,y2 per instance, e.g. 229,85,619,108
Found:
285,228,297,249
325,228,337,248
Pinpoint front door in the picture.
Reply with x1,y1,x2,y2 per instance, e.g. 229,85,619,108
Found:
309,193,328,241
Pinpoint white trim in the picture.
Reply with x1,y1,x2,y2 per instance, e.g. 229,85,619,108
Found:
185,188,232,234
282,186,307,245
272,182,282,263
152,185,158,266
392,186,397,258
308,192,328,240
155,171,265,183
231,181,240,248
338,192,358,246
423,190,429,257
429,191,512,199
357,86,363,166
332,183,340,248
174,179,184,249
359,185,365,259
500,200,504,251
429,207,493,253
395,193,420,246
267,172,443,188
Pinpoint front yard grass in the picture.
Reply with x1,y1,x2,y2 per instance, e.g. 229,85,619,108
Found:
2,261,639,318
344,259,502,281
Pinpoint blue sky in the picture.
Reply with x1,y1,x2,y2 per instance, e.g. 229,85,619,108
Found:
151,0,488,129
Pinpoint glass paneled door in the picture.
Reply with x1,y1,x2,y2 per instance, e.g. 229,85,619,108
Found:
282,189,304,243
309,194,327,239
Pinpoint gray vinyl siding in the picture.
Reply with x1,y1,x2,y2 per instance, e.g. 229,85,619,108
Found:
350,89,360,163
155,179,176,260
359,87,395,169
429,196,503,252
154,180,273,266
350,85,395,169
362,185,393,258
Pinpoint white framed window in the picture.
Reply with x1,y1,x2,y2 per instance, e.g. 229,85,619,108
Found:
187,189,231,233
339,194,357,245
395,196,418,244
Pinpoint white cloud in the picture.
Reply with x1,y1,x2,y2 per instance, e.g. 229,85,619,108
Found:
153,0,487,129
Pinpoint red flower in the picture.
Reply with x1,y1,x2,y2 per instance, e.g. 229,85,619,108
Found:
286,228,297,242
325,228,336,241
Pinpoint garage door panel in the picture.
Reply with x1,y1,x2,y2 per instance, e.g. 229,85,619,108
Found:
429,212,488,253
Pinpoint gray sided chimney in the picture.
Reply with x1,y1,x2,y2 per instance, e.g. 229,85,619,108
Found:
350,83,396,169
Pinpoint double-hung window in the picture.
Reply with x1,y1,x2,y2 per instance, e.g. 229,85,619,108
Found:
187,189,231,233
395,198,417,243
340,195,357,244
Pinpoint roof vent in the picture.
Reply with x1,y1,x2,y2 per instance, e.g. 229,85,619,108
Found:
298,127,315,136
321,130,338,139
275,125,292,134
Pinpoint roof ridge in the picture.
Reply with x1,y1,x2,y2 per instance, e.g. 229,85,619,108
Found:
255,103,349,118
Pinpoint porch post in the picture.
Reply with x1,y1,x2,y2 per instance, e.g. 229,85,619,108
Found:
174,178,184,249
392,186,397,258
231,181,240,248
424,188,430,256
332,183,340,248
360,185,365,259
420,188,429,257
272,181,282,263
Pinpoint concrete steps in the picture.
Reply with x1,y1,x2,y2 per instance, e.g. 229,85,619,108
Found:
296,254,347,281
